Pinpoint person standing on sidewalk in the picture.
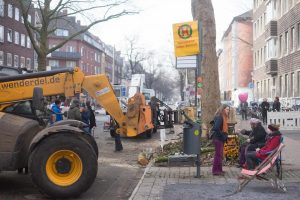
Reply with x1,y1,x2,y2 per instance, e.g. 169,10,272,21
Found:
86,101,96,134
240,101,248,120
260,98,270,125
211,104,230,176
272,97,281,112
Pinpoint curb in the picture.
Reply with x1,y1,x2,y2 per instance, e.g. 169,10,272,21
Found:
128,159,155,200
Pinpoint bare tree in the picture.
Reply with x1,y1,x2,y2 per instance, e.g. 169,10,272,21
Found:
18,0,137,71
123,36,148,76
167,54,185,101
152,70,176,100
191,0,220,127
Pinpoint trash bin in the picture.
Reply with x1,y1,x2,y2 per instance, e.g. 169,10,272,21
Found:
183,121,201,155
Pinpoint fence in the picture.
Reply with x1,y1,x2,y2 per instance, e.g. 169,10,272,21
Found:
268,111,300,130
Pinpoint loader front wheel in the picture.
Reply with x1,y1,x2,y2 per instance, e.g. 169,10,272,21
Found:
29,133,97,198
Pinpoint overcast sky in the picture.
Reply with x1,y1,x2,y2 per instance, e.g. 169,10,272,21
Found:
91,0,252,60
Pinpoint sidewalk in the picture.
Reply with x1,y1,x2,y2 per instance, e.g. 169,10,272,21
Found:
129,117,300,200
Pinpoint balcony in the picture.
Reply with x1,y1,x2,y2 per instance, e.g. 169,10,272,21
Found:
265,59,278,76
265,21,277,38
50,51,81,60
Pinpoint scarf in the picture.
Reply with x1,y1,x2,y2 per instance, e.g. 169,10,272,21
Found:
222,112,228,133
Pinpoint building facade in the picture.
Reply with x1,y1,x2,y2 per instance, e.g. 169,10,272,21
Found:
0,0,36,69
218,11,253,107
253,0,300,106
46,10,123,82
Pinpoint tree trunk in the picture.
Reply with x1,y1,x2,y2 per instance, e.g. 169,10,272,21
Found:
179,71,185,101
38,54,47,71
191,0,221,127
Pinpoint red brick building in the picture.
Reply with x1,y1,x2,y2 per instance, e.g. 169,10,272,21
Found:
0,0,36,69
218,11,253,107
46,10,123,83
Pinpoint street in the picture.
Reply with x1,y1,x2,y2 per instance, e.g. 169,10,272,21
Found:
0,114,161,200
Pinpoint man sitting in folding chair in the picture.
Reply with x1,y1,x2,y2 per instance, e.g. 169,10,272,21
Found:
237,124,286,193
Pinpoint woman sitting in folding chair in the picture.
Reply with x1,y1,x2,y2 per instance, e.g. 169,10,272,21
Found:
245,124,281,170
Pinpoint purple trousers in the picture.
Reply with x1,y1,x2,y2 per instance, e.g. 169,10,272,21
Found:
212,139,224,174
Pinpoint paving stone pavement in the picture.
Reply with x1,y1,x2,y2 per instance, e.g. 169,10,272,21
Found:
129,117,300,200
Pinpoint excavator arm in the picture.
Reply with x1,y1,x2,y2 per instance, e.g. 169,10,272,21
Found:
0,67,127,134
0,67,154,137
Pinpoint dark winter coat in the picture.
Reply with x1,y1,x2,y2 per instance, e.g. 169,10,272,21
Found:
273,101,281,111
81,110,90,125
260,101,270,113
256,131,282,160
211,115,228,142
243,123,267,145
68,100,81,121
87,106,96,128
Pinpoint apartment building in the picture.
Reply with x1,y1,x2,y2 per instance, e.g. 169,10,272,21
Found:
46,10,124,81
253,0,300,105
218,11,253,107
0,0,36,69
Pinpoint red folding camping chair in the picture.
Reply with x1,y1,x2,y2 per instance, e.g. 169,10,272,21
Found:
236,142,286,193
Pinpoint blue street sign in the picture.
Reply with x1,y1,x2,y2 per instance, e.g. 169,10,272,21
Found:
121,87,126,96
248,82,254,89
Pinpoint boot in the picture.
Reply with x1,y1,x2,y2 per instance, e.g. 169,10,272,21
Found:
115,134,123,151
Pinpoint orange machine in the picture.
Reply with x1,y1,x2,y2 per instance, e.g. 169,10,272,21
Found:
0,67,155,198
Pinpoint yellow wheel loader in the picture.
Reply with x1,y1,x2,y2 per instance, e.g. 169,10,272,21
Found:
0,67,154,198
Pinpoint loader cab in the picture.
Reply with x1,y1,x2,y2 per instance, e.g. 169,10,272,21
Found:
0,66,22,76
3,101,36,119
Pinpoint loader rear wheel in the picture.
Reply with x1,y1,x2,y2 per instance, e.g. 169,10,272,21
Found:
29,133,97,198
145,129,153,138
81,133,99,157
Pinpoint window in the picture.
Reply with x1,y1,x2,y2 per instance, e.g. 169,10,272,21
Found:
278,0,282,17
268,79,270,97
282,0,287,14
28,14,32,23
67,46,75,52
20,57,25,68
14,31,19,45
26,58,31,68
0,0,4,17
291,72,294,97
48,60,59,68
266,38,277,60
291,27,295,52
264,80,267,96
66,61,76,68
15,7,19,21
0,25,3,42
55,29,69,37
285,74,288,97
298,71,300,96
8,4,13,18
284,31,288,54
7,53,12,66
279,76,282,96
14,55,19,68
279,35,283,56
27,36,31,48
0,51,3,65
7,29,13,42
21,34,25,47
297,23,300,48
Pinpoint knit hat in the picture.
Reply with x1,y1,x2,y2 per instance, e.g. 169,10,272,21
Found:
250,118,261,124
268,124,280,131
